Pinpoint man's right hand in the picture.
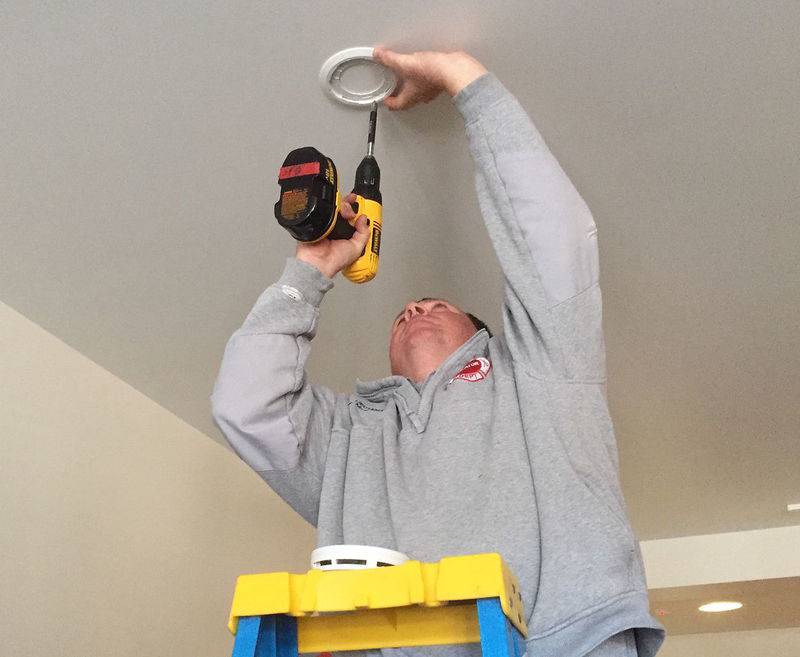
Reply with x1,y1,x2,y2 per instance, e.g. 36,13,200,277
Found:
295,193,371,279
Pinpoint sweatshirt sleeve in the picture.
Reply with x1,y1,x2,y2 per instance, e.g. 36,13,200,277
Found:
210,257,342,525
453,73,605,382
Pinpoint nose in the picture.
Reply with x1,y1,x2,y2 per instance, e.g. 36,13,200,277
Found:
403,301,427,321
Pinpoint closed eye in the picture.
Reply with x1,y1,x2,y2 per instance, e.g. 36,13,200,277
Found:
392,300,450,330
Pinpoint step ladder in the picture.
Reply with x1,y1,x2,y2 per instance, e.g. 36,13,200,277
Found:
227,553,527,657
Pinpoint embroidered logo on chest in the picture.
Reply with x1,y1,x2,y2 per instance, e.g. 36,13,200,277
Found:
449,357,492,383
349,399,382,413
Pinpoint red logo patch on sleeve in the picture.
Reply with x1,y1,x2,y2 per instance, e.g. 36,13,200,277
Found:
449,357,492,383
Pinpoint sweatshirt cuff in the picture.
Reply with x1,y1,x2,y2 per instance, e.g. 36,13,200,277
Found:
452,72,509,124
276,257,334,308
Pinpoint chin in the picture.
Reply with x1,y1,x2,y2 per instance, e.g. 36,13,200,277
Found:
405,322,440,339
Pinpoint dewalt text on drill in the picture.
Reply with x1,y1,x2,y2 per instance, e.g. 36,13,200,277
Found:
274,102,382,283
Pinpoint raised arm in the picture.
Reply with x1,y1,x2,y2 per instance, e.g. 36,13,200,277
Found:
211,198,370,524
375,48,604,382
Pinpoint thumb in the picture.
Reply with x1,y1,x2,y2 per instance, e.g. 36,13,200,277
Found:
373,46,412,74
354,214,370,235
351,215,371,248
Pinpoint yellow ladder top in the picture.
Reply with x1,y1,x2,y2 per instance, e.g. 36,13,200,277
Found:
229,553,527,644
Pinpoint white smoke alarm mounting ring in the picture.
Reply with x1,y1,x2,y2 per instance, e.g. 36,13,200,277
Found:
320,47,397,107
311,544,410,570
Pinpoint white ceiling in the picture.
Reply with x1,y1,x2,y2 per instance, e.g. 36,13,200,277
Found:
2,1,798,541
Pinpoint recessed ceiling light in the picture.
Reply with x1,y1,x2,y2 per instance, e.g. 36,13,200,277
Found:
698,601,743,613
319,47,397,108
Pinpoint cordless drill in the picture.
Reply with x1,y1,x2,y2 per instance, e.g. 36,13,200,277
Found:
274,103,382,284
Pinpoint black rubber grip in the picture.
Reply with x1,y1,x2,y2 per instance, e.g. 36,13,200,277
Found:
328,213,356,240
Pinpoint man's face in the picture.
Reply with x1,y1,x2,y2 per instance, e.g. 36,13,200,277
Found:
389,298,478,377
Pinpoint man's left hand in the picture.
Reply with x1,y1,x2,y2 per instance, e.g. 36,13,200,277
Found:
373,47,488,111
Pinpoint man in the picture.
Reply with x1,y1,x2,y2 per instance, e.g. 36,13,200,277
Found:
212,47,665,657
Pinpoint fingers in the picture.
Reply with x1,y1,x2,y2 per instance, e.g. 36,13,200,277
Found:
374,46,416,111
383,80,418,111
374,46,447,111
339,193,358,219
383,95,402,111
382,81,403,110
383,85,432,111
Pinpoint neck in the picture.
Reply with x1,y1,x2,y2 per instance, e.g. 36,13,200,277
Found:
407,356,445,383
399,344,452,383
400,332,479,382
391,329,480,382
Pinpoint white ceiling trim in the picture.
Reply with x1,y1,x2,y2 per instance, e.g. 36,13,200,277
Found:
641,525,800,589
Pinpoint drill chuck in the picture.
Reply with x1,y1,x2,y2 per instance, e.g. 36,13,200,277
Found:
353,155,381,203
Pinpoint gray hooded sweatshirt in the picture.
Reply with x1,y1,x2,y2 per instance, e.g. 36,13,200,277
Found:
211,72,665,657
